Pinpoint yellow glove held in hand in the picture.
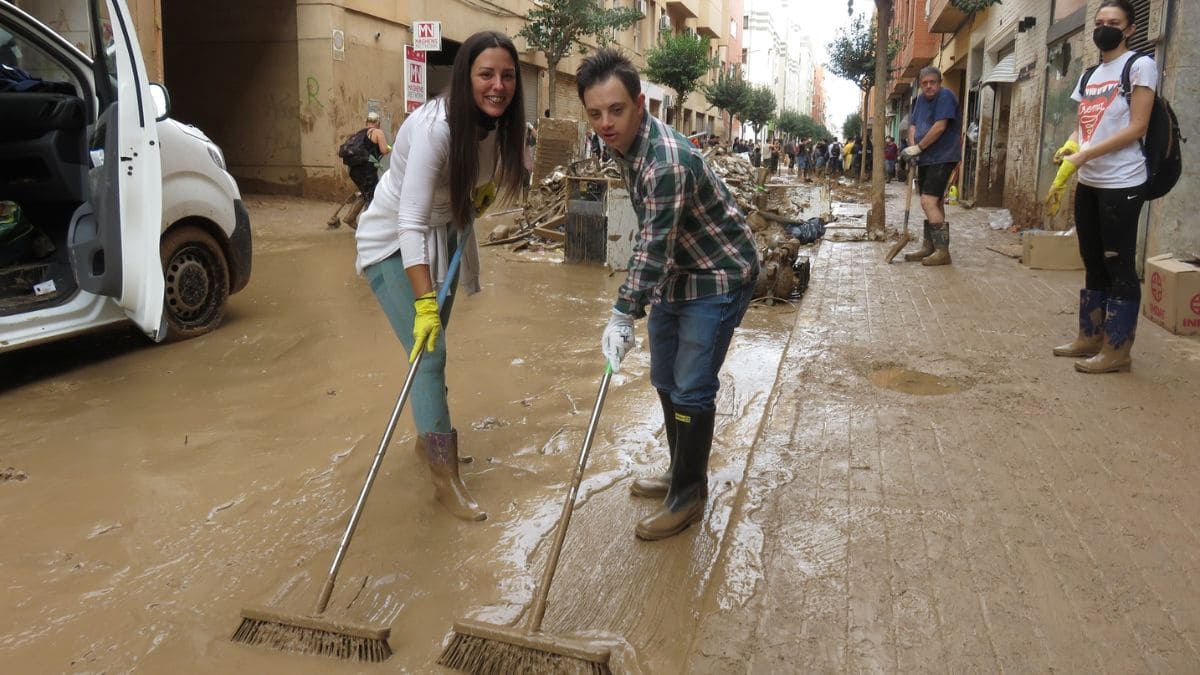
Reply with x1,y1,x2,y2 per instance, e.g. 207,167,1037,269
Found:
1053,139,1080,165
410,291,441,363
1044,158,1078,216
472,181,497,217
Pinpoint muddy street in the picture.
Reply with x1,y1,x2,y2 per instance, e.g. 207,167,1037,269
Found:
4,179,1200,673
0,193,792,673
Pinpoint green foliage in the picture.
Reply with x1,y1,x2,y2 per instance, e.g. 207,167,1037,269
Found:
517,0,643,115
842,112,862,140
775,110,831,142
825,12,902,92
703,68,752,141
951,0,1003,12
644,31,712,126
743,85,776,136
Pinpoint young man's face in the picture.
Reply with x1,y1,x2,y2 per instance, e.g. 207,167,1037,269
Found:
582,76,645,156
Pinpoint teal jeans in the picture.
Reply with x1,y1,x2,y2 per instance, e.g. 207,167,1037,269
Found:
364,248,459,435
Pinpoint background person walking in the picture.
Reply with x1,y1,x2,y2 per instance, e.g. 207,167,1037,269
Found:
901,65,962,266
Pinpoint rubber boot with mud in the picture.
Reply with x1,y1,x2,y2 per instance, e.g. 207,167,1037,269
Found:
1075,298,1137,374
635,407,713,541
343,193,366,229
630,390,676,498
1053,289,1107,357
415,430,487,521
903,221,934,262
921,222,951,266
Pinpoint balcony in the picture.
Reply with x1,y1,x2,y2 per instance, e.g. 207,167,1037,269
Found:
694,0,721,39
665,0,699,20
928,0,969,33
895,25,937,79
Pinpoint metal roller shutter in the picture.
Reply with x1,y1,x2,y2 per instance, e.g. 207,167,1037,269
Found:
521,63,540,124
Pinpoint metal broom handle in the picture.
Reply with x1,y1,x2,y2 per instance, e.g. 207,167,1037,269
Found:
314,222,474,615
526,365,613,633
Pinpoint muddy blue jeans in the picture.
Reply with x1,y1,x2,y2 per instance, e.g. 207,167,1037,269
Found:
648,283,754,411
363,248,459,435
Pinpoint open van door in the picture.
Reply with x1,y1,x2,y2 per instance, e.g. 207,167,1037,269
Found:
68,0,164,340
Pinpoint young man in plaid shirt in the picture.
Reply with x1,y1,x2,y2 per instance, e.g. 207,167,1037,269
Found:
577,49,759,541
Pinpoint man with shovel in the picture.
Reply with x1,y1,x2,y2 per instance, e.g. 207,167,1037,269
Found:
901,66,961,266
576,48,759,541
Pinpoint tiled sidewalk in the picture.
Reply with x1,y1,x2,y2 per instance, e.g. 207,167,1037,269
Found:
688,190,1200,673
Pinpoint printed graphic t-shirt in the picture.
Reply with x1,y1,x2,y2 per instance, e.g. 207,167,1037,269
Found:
1071,51,1158,189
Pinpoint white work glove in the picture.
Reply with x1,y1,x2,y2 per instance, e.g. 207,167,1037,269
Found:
601,308,635,372
902,144,922,159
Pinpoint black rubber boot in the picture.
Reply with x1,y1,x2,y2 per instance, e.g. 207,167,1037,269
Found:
904,220,934,261
635,406,714,541
1054,289,1107,357
630,390,676,498
921,222,951,266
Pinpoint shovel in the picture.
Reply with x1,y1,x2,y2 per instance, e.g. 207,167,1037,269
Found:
884,165,915,264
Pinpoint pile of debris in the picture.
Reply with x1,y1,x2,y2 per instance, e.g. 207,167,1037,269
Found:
485,157,619,247
701,147,762,213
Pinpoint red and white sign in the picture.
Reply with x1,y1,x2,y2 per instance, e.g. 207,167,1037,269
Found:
1151,271,1163,303
1190,292,1200,316
405,45,427,113
413,21,442,51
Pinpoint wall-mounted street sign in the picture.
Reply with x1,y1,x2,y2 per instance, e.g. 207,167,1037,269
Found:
405,45,427,113
413,21,442,51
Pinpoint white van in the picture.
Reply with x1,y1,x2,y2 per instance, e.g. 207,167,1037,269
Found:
0,0,251,353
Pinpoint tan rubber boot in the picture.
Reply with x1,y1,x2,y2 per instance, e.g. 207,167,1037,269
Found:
416,430,486,521
631,391,676,498
635,407,713,541
342,193,366,229
1075,298,1137,374
1053,289,1106,357
921,222,951,266
903,221,934,261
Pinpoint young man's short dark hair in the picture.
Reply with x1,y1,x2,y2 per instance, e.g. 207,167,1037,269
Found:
576,47,642,101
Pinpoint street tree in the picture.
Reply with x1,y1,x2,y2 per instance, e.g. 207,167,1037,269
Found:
743,85,776,141
870,0,893,239
703,68,752,142
517,0,643,117
644,30,712,129
777,110,831,142
842,112,862,140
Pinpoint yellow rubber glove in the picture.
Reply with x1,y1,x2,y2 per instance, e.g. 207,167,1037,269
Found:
410,291,441,363
1053,139,1080,165
1044,158,1078,216
472,181,497,217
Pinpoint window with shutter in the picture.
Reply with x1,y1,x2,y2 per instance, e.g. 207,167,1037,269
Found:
1126,0,1155,56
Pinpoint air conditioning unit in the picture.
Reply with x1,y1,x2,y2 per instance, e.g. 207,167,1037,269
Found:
659,14,671,31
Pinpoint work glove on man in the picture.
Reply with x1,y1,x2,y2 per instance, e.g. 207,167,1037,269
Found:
1044,156,1078,217
901,144,922,159
410,291,442,363
472,181,497,218
601,308,635,372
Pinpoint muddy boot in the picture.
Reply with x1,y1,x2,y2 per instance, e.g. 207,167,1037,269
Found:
1054,289,1107,357
415,430,486,521
921,222,951,266
1075,298,1137,374
343,194,366,229
903,221,934,262
635,407,713,541
631,391,676,498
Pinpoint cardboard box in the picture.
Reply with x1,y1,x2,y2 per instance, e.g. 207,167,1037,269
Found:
1021,229,1084,270
1143,253,1200,336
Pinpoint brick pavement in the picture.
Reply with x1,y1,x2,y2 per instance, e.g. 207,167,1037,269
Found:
687,185,1200,673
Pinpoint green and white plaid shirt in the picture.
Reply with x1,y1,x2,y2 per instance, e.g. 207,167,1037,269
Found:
610,112,758,318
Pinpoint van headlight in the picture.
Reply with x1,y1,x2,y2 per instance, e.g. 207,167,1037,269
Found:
207,145,226,170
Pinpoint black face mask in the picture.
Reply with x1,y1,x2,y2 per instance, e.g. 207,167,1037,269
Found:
1093,25,1125,52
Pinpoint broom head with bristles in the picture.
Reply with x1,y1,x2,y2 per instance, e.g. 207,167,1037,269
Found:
438,618,614,674
232,605,392,662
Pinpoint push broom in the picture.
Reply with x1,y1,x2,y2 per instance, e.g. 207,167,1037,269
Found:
232,224,474,662
439,364,625,673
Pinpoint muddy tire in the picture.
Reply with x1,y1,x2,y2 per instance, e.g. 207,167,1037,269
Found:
160,226,229,342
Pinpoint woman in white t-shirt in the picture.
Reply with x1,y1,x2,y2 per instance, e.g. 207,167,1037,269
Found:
354,31,527,520
1046,0,1155,374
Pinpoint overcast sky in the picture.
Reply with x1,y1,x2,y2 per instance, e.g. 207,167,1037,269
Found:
800,0,878,136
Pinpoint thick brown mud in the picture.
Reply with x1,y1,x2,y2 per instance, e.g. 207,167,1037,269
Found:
0,194,792,672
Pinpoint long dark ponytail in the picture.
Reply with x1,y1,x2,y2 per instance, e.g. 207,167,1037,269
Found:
443,31,526,228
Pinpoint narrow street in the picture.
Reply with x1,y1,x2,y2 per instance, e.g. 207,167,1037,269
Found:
2,178,1198,673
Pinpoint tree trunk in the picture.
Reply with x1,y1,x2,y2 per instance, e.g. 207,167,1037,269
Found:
546,57,559,118
859,89,869,183
868,0,891,238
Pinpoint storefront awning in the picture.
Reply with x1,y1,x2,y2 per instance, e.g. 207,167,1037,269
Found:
982,53,1018,85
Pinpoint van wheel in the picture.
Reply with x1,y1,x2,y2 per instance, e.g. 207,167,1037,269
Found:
160,226,229,341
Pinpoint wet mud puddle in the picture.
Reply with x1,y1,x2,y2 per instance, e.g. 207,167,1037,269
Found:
870,367,961,395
